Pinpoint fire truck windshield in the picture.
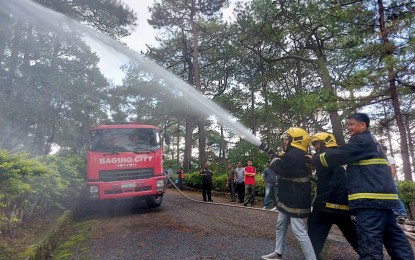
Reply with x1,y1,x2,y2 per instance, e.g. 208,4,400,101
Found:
89,128,160,153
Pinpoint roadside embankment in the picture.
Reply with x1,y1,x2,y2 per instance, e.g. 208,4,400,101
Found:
20,211,73,260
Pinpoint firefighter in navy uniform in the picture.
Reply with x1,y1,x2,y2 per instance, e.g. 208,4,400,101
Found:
307,132,359,259
309,113,414,260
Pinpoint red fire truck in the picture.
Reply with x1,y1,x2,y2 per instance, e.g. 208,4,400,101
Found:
85,123,166,207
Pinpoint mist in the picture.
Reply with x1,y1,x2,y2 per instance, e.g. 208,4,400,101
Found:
2,0,262,148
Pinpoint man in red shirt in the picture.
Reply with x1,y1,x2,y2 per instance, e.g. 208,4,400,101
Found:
243,160,256,207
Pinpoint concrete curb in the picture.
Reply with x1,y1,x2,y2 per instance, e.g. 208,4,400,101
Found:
22,211,73,260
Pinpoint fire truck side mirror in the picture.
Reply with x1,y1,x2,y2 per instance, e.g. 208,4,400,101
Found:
164,134,171,145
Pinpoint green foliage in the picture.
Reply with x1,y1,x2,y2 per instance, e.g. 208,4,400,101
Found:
398,181,415,208
183,171,225,190
37,154,86,208
227,140,259,165
183,172,203,189
212,174,228,191
0,150,85,234
33,0,137,39
183,171,266,195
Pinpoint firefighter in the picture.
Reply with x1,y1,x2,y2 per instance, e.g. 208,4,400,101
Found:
308,113,414,260
307,132,359,259
262,127,316,260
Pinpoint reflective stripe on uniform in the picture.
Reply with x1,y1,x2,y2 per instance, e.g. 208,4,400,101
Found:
348,193,398,201
324,202,349,211
270,157,280,166
319,153,328,167
277,201,311,214
278,176,310,183
351,158,389,166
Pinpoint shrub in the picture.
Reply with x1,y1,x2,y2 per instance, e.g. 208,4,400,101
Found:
0,150,85,235
183,172,203,189
398,181,415,209
181,169,267,196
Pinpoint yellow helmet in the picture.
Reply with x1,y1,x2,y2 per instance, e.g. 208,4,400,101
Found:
282,127,310,152
310,132,338,148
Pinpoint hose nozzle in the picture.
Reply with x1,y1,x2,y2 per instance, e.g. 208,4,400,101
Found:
259,142,270,153
259,142,278,160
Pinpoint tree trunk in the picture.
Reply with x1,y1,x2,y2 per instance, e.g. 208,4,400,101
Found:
220,125,227,173
175,122,180,165
317,56,345,145
262,63,271,146
404,115,415,176
183,118,194,172
190,0,206,166
250,87,256,136
4,24,21,96
377,0,412,181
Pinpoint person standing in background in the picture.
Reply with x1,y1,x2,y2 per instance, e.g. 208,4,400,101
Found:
243,160,256,207
382,145,407,219
165,165,173,187
235,162,245,203
226,163,237,203
262,163,277,211
200,162,213,202
176,167,184,191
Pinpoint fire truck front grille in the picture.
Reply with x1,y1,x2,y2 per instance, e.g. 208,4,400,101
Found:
99,168,154,182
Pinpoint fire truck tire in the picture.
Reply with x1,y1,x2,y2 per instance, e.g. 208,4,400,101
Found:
145,195,163,208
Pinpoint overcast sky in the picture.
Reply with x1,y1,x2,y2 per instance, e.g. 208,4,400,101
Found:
121,0,159,52
93,0,240,84
121,0,239,52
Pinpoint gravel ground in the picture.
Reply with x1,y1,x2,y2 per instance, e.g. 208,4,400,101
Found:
49,188,414,260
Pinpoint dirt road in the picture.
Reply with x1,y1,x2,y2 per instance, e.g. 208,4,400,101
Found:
49,189,394,259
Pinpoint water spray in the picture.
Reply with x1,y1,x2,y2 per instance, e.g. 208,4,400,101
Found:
2,0,264,148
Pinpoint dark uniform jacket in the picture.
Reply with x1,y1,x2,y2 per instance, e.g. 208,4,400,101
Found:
313,147,351,215
270,146,311,218
311,130,398,210
263,167,277,184
201,169,212,184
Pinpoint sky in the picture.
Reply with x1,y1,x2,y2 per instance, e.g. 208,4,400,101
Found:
93,0,240,84
121,0,159,53
121,0,239,52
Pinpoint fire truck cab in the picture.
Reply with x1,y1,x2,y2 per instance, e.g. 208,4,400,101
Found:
85,123,166,208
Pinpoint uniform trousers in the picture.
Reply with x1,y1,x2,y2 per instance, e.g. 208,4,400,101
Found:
308,209,359,258
356,208,414,260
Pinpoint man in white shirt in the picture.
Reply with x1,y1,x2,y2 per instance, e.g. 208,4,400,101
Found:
382,146,407,219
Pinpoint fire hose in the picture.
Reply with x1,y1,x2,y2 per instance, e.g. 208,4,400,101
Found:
162,172,278,212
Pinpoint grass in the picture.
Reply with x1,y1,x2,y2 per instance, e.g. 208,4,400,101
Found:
49,220,95,260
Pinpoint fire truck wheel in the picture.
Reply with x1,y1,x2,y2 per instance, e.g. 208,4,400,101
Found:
145,195,163,208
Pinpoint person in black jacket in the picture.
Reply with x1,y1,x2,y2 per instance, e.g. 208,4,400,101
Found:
261,127,316,260
307,132,359,259
262,163,277,211
200,162,213,202
309,113,414,260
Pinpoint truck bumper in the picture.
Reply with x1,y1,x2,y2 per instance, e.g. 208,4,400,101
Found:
86,176,166,200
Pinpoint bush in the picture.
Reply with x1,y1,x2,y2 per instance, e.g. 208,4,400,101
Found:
0,150,85,234
183,172,203,189
398,181,415,210
182,170,266,196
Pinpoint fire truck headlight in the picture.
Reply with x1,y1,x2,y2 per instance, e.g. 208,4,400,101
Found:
89,185,99,199
156,179,164,192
